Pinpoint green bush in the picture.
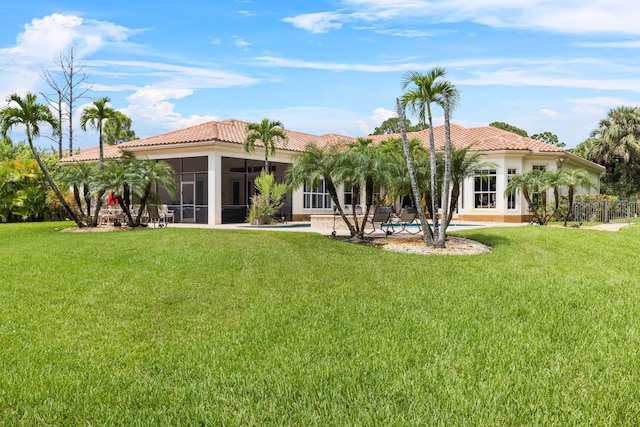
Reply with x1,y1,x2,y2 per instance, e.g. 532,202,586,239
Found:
248,170,287,225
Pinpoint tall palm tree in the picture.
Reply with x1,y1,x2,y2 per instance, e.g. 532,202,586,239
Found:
563,169,594,226
590,106,640,164
80,97,117,168
0,93,84,227
437,84,460,247
396,99,434,246
243,118,288,172
401,67,450,236
589,106,640,197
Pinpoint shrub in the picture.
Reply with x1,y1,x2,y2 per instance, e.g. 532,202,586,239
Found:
247,170,287,225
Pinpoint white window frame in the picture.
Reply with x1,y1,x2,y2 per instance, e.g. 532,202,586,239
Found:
304,180,332,209
474,169,497,209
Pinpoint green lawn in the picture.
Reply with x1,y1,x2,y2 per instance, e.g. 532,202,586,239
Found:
1,222,639,425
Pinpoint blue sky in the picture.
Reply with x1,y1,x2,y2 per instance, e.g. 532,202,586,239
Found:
1,0,640,150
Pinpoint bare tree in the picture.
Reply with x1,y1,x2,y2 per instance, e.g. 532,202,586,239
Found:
40,46,92,158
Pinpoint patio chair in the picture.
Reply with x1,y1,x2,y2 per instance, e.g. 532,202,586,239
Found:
159,204,174,224
146,204,165,228
365,205,394,235
391,206,421,234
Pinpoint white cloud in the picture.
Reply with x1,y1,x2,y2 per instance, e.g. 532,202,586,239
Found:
458,69,640,92
0,13,139,103
574,40,640,48
282,12,344,33
356,120,370,134
371,107,395,123
284,1,640,36
211,38,222,45
234,37,250,47
538,108,558,117
236,106,375,137
237,10,257,17
254,55,422,72
567,96,638,107
86,59,261,89
120,87,218,135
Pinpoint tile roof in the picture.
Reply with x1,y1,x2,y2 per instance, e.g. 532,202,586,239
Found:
60,144,123,163
61,119,565,163
61,119,355,163
368,123,565,153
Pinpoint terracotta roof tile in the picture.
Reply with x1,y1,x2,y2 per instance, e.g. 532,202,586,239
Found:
60,144,123,163
367,123,564,153
61,119,565,163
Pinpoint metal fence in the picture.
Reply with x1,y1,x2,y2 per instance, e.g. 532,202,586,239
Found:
571,200,638,223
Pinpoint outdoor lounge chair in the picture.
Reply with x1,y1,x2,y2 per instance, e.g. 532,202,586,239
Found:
391,206,421,234
365,205,394,235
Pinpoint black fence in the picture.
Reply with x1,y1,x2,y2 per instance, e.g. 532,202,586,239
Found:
571,200,638,223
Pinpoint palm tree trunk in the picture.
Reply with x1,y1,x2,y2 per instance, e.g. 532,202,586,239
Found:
357,178,374,239
92,189,105,227
27,137,84,227
446,184,460,228
72,185,83,216
397,98,434,247
83,184,91,220
99,125,104,168
325,179,357,237
437,94,452,248
564,187,575,226
427,107,439,235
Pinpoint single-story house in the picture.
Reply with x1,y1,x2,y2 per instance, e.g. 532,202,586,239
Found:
62,119,605,224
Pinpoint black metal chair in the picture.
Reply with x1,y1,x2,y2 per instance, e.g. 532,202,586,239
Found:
391,206,421,234
365,205,394,235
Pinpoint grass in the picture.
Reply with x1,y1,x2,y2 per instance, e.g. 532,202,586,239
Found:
1,222,640,425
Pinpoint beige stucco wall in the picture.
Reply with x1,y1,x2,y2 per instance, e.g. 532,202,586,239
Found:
127,143,604,225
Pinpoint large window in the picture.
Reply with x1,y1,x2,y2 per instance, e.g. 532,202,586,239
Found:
507,168,517,210
474,169,497,209
304,180,332,209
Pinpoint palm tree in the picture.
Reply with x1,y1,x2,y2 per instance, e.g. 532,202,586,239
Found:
243,118,288,172
589,106,640,197
80,97,117,168
0,93,84,227
563,169,594,226
337,138,392,238
505,170,550,225
133,159,177,226
96,157,143,226
401,67,450,237
545,170,569,221
590,106,640,164
58,161,95,221
287,143,359,237
437,83,460,248
445,146,495,227
396,99,434,246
